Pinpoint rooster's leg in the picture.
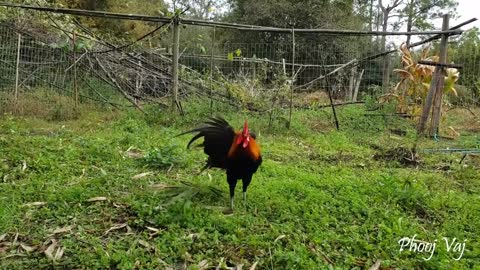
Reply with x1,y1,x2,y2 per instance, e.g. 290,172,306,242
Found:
227,174,237,210
242,175,252,207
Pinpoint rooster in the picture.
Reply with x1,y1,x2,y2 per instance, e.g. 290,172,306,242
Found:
178,117,262,210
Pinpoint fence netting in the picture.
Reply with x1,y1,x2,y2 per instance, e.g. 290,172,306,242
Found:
0,15,478,118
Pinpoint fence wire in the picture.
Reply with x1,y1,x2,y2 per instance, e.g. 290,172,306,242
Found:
0,17,478,118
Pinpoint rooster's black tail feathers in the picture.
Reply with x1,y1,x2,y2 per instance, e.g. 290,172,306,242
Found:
177,117,236,169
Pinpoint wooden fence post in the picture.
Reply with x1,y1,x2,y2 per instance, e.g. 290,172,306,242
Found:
348,65,356,101
14,33,21,106
382,54,391,93
417,14,449,135
430,14,450,136
353,69,364,102
171,16,181,113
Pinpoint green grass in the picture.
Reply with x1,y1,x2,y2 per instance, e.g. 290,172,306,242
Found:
0,102,479,269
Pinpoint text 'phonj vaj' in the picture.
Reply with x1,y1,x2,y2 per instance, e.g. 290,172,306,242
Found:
398,234,466,261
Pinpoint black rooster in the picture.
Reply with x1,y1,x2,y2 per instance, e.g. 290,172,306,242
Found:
178,117,262,210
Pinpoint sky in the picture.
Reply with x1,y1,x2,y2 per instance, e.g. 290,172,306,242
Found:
394,0,478,46
450,0,479,28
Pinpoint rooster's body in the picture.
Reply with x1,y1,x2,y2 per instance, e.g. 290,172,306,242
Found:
179,117,262,210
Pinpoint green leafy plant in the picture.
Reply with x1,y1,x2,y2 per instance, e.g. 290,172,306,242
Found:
140,144,185,169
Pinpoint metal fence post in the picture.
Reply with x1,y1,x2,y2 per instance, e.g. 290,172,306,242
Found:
14,33,21,106
209,26,215,113
171,16,181,113
72,31,78,108
288,28,295,129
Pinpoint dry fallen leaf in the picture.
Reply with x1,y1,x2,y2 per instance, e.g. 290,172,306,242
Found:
198,259,209,270
216,257,225,270
146,226,160,233
184,251,194,262
12,233,18,246
124,147,144,159
186,233,201,241
44,239,57,261
20,243,35,253
112,202,127,209
80,168,86,178
86,197,107,202
52,225,74,235
132,172,154,180
448,126,460,137
54,246,65,261
146,226,163,238
1,253,27,259
249,261,258,270
138,240,151,250
274,234,286,244
103,223,127,235
150,183,175,190
368,260,382,270
22,202,47,207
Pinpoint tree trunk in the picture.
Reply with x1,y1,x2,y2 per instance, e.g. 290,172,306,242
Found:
378,0,403,93
369,0,374,32
405,0,415,46
381,11,390,93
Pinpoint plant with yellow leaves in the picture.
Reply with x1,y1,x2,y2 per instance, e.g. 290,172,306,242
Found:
380,43,459,122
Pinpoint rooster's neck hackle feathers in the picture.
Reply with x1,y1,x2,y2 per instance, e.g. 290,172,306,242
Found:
178,116,261,167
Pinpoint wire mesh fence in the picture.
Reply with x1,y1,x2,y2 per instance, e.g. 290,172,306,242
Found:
0,12,478,119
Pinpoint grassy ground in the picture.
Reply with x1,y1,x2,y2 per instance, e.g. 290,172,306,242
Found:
0,101,479,269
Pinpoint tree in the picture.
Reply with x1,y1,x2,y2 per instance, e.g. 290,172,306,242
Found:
401,0,457,46
70,0,168,43
224,0,374,83
168,0,229,20
378,0,403,92
228,0,365,30
370,0,457,92
449,28,480,104
0,0,169,44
